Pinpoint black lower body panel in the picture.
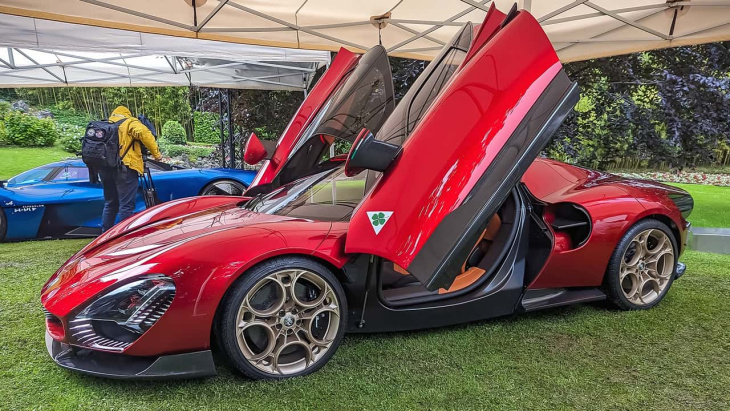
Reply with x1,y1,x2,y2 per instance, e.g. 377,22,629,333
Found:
46,332,216,379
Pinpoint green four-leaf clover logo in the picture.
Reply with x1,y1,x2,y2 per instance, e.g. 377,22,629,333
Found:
371,212,386,226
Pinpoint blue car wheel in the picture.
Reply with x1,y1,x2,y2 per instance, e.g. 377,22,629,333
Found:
200,179,246,196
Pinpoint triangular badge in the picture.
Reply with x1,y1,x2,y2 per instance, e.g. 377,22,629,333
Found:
366,211,393,235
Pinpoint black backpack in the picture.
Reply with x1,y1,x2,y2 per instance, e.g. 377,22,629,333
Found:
81,118,129,169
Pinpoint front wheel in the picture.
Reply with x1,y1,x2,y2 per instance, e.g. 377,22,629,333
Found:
605,219,678,310
218,256,347,380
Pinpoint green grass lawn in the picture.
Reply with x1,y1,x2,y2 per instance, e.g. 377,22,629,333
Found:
0,145,71,180
1,239,728,410
670,183,730,228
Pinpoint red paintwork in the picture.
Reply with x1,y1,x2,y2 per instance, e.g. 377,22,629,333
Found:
41,10,691,362
248,49,359,188
523,158,688,289
41,202,341,355
465,3,506,64
243,132,267,165
345,11,562,270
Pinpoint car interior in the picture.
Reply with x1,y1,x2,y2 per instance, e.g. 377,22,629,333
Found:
377,190,519,305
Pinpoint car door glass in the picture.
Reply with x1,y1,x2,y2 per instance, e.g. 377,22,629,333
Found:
51,167,89,182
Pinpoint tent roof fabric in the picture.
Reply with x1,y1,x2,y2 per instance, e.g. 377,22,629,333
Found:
1,0,729,63
0,13,330,89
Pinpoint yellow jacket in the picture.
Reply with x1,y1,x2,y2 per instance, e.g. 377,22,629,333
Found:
108,106,162,175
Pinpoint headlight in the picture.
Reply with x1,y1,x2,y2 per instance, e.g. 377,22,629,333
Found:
68,274,175,352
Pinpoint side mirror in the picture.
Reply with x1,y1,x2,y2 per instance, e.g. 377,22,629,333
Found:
243,132,267,165
243,132,276,165
344,129,402,177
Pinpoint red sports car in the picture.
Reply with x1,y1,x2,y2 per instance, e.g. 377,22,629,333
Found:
42,6,692,381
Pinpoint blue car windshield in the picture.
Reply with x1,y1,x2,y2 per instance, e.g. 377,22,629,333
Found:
7,166,55,186
243,166,367,222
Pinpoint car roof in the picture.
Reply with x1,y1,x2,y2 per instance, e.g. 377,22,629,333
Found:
41,158,85,168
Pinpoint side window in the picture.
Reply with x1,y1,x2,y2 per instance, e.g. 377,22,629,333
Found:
405,47,465,134
51,167,89,182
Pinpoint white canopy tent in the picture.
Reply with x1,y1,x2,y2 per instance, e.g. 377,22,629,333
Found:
0,0,728,63
0,13,331,89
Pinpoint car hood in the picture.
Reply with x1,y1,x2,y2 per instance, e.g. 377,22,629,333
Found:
41,204,302,314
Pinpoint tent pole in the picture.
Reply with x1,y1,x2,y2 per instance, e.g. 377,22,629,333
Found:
218,89,225,168
227,89,235,168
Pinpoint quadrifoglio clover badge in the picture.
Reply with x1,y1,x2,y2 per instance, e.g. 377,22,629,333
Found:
366,211,393,235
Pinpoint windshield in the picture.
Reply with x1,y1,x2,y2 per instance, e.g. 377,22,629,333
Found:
7,166,55,186
244,166,366,222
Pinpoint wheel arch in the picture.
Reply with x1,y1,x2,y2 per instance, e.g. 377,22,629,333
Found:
210,252,348,345
600,213,681,285
197,177,249,196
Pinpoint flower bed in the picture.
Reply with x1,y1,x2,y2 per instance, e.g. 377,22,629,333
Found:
616,171,730,187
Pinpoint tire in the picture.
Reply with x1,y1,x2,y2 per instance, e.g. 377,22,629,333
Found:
218,256,347,380
0,208,6,242
605,219,678,310
200,179,246,196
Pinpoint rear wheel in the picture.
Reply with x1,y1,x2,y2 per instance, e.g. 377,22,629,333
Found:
605,219,677,310
218,256,347,380
200,179,246,196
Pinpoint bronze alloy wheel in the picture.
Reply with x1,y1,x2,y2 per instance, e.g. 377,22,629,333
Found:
219,257,347,379
606,220,677,310
619,229,675,305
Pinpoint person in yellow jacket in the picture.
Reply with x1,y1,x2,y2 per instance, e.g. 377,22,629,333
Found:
100,106,163,232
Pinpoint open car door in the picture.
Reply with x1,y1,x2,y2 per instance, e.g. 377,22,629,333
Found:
248,46,394,191
345,10,580,291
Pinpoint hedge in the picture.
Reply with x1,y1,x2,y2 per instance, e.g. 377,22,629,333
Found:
159,141,215,160
193,111,223,144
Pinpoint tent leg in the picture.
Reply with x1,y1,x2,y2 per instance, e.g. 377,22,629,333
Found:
227,89,235,169
218,88,225,168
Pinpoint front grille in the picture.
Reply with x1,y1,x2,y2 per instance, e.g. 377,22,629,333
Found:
68,319,132,352
66,289,175,352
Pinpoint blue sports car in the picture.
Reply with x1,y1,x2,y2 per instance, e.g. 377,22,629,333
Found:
0,159,256,241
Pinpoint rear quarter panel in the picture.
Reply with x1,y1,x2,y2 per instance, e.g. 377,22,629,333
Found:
523,159,685,289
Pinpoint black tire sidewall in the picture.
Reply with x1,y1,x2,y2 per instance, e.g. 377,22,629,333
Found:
606,219,678,310
0,207,6,242
218,256,348,380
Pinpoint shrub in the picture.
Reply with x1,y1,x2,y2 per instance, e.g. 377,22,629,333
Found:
161,120,187,145
0,120,6,144
3,110,59,147
159,140,214,161
58,124,84,154
0,100,11,117
193,111,223,144
49,106,91,128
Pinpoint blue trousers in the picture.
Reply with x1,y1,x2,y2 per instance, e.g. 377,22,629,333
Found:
100,166,139,232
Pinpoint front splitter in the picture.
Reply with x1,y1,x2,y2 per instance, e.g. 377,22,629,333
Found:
46,332,217,379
